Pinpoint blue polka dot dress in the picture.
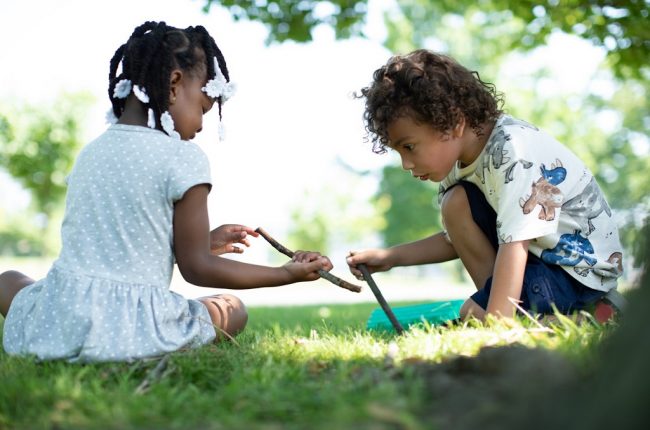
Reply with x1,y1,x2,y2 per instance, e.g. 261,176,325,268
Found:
3,124,217,362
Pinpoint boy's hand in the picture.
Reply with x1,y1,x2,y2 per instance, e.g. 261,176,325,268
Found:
346,249,392,280
210,224,259,255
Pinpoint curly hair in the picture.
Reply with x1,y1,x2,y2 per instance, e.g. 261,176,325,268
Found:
358,49,504,153
108,21,230,132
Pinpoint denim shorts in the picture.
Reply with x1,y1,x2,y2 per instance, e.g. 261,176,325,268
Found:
449,181,605,314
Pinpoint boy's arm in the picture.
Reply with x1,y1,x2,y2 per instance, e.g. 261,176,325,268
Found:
485,240,530,318
347,232,457,279
389,232,458,267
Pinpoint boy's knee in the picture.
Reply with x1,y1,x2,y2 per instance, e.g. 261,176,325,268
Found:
440,185,470,226
460,298,485,320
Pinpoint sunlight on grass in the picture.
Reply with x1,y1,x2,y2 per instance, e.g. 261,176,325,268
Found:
0,303,615,430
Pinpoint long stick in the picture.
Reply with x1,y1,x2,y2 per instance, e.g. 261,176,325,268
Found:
255,227,362,293
358,264,404,335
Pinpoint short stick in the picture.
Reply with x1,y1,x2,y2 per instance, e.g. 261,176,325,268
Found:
255,227,362,293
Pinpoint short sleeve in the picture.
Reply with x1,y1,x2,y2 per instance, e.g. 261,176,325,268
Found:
491,129,568,243
494,157,560,243
167,142,212,202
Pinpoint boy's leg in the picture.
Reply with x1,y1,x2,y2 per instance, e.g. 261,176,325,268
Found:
460,298,486,320
440,182,498,291
198,294,248,340
0,270,35,317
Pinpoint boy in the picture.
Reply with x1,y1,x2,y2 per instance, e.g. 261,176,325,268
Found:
346,50,624,321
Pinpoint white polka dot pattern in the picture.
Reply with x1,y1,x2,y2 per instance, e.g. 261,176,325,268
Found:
3,125,216,362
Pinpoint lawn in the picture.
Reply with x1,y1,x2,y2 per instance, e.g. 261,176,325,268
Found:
0,302,617,430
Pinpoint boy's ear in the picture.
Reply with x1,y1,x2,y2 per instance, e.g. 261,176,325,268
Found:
452,115,466,138
169,70,183,104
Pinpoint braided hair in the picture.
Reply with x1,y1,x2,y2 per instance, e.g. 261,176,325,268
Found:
359,50,503,154
108,21,230,132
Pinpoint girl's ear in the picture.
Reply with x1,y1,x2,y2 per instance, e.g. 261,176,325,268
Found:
169,70,183,105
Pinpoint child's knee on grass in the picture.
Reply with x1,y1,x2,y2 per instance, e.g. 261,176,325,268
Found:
460,298,486,321
199,294,248,340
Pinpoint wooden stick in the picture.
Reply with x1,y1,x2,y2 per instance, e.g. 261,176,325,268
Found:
255,227,362,293
358,264,404,335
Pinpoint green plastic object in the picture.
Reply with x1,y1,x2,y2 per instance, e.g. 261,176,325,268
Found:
366,299,465,331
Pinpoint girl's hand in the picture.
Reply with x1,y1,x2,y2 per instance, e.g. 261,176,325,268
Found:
282,252,332,283
291,250,333,270
346,249,393,280
210,224,259,255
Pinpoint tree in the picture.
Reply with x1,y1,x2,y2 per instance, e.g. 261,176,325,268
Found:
285,172,385,256
373,165,441,246
0,92,92,255
203,0,369,43
206,0,649,80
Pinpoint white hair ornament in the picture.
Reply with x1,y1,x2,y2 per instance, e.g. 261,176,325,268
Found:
105,108,118,125
202,57,235,102
147,109,156,129
202,57,235,142
160,111,181,140
133,85,150,103
113,79,132,99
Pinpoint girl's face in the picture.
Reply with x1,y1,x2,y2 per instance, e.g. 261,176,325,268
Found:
386,115,462,182
168,69,215,140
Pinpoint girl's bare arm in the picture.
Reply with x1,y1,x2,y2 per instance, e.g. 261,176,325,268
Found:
173,185,327,289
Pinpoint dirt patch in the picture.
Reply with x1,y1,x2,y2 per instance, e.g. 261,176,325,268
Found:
408,344,576,430
404,263,650,430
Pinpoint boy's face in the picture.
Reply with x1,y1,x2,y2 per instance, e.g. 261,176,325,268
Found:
387,116,462,182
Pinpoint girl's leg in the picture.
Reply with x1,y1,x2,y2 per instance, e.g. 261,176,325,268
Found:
440,184,497,291
0,270,35,317
198,294,248,340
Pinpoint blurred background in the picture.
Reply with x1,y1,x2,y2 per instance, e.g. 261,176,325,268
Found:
1,0,648,305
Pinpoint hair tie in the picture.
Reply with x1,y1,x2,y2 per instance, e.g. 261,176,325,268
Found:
113,79,132,99
201,57,235,102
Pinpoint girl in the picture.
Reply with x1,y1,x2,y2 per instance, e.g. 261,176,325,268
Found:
0,21,332,362
346,50,624,322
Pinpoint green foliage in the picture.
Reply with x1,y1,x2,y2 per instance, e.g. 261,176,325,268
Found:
205,1,649,80
373,165,440,246
286,177,385,255
0,93,92,218
387,0,649,81
631,215,650,269
0,212,45,257
203,0,369,43
0,93,92,256
287,197,329,254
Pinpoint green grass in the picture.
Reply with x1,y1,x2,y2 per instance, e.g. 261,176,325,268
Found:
0,302,613,430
